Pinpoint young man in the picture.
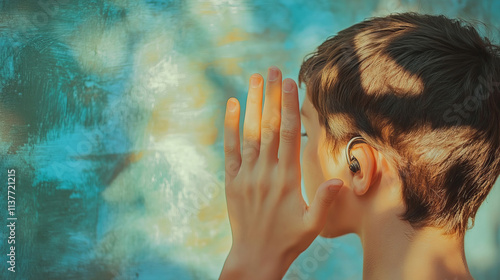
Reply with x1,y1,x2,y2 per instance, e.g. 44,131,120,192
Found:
220,12,500,279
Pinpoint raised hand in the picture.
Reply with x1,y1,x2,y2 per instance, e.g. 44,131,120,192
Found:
220,66,343,280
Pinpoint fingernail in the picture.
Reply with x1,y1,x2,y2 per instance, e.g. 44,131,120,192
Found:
268,67,279,81
251,75,260,88
228,98,237,112
283,79,293,92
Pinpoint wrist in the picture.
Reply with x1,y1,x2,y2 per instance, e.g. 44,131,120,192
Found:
219,246,299,280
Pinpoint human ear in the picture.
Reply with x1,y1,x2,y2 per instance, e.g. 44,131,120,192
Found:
350,144,377,196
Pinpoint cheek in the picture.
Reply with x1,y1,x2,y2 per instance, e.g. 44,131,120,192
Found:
301,141,325,204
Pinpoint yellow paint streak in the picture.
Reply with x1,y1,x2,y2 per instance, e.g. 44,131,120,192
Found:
217,28,250,46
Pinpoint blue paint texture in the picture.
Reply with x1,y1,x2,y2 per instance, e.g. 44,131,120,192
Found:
0,0,499,279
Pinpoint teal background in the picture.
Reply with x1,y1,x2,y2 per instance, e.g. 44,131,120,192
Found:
0,0,499,279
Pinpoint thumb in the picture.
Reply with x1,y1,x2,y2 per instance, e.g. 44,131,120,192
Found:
305,179,344,231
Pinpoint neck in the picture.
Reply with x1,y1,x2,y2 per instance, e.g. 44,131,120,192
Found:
359,214,473,280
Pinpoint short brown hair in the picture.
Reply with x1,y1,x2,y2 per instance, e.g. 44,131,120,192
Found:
298,12,500,235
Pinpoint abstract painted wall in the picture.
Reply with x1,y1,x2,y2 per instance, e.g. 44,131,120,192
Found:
0,0,499,279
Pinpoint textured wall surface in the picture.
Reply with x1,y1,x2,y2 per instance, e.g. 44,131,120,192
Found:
0,0,499,279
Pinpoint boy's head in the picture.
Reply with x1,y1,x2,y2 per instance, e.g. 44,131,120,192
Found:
298,12,500,237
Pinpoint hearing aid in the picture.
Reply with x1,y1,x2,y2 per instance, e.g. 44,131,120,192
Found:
345,136,366,173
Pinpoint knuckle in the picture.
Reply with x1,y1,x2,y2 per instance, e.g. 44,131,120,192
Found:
244,128,260,142
261,116,280,143
225,160,240,178
280,126,299,143
242,140,260,162
224,144,238,155
261,128,274,144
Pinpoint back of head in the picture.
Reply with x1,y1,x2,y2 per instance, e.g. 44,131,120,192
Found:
299,12,500,235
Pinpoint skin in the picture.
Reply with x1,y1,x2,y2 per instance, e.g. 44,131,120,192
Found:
220,66,474,280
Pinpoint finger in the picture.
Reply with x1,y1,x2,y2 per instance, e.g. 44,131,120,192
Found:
304,179,344,231
277,78,301,170
260,66,282,163
242,73,263,166
224,97,241,185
